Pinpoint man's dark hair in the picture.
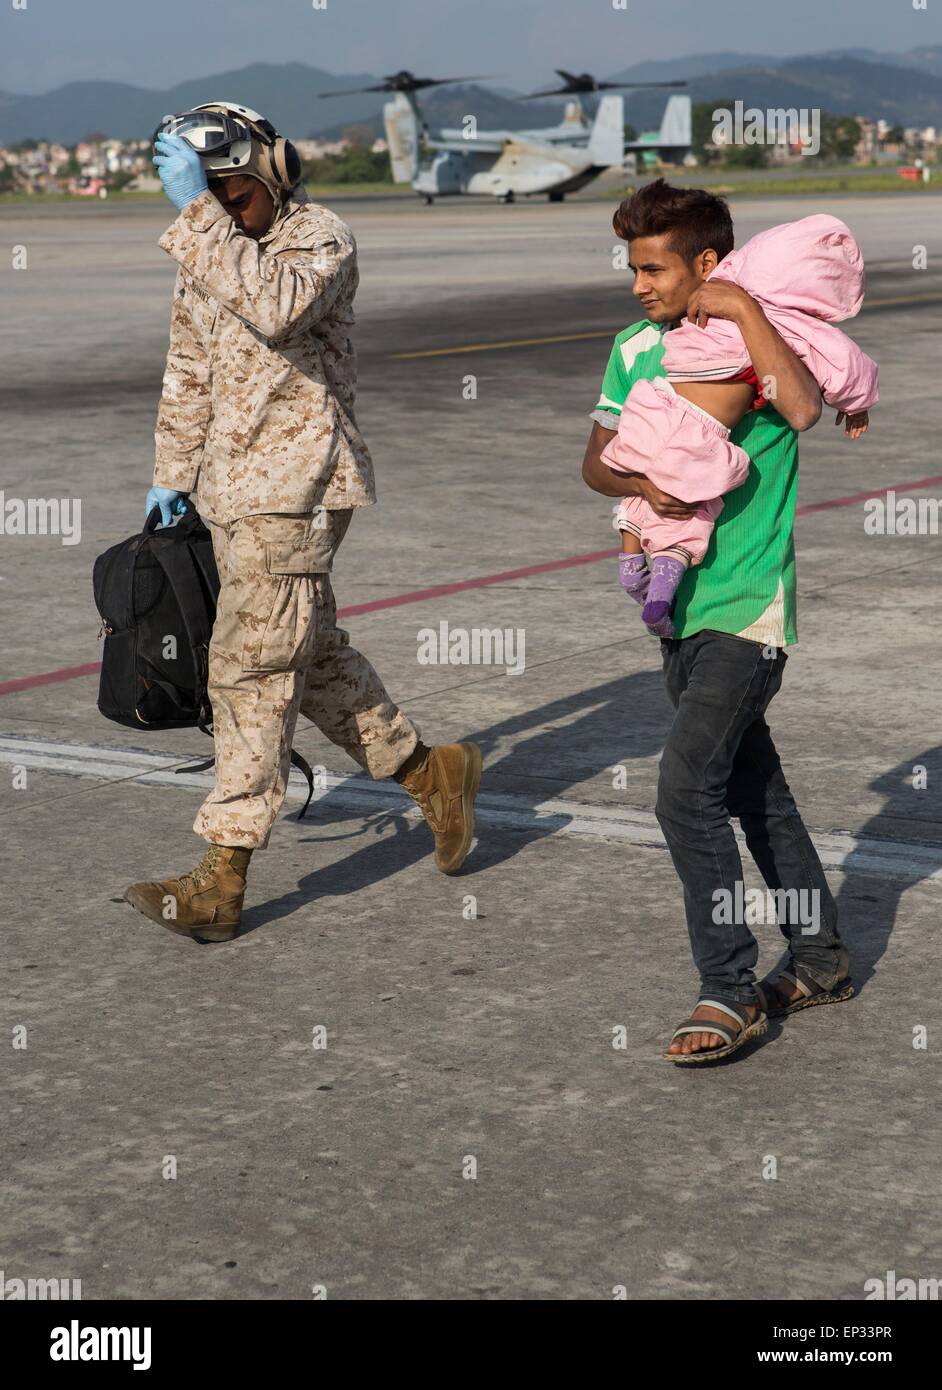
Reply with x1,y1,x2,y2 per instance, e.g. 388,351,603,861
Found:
613,178,734,265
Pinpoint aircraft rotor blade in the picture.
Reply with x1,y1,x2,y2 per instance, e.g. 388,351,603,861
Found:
318,84,393,98
523,76,687,98
408,75,493,89
321,73,494,98
601,79,688,88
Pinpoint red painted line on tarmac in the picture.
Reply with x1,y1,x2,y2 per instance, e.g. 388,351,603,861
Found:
0,661,104,697
3,474,942,698
337,547,618,617
794,474,942,516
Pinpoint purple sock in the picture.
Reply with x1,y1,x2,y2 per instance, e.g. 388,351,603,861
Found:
645,610,675,638
642,555,686,635
618,552,650,605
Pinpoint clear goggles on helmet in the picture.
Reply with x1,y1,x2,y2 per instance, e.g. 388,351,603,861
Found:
152,110,253,157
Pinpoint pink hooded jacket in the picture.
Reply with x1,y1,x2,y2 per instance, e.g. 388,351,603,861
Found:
663,214,879,415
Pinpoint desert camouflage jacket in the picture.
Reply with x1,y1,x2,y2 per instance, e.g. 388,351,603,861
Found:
153,185,375,524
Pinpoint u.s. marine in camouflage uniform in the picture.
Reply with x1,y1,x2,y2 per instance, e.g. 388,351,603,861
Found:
125,105,481,942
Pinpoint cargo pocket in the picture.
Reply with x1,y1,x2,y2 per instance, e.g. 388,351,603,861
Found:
265,532,334,578
242,521,334,674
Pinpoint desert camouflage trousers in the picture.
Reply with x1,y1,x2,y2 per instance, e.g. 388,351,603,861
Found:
193,508,418,849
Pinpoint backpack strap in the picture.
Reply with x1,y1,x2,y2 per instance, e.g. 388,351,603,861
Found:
187,529,221,608
154,535,216,732
288,748,315,820
155,537,214,651
174,742,315,820
140,676,197,718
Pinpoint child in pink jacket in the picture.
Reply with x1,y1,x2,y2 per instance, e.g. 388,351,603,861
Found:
602,214,879,636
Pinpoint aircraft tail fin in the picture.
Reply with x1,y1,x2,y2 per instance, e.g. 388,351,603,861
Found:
384,92,420,184
657,94,692,149
587,94,624,167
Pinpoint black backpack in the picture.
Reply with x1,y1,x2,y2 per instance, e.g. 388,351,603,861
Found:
93,500,313,816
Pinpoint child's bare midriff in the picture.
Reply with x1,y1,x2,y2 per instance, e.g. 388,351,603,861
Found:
671,379,756,430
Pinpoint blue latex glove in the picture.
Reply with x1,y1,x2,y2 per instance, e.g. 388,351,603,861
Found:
153,132,208,213
146,486,189,527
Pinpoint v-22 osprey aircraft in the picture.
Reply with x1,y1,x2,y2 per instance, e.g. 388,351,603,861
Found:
320,69,692,203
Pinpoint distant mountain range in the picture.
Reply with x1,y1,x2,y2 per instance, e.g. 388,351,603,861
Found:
606,44,942,84
3,47,942,145
623,55,942,131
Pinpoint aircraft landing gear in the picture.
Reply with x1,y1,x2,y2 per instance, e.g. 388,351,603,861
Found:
499,191,516,204
548,191,565,202
422,194,435,206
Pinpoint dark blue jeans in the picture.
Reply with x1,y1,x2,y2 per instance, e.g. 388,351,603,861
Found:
656,629,848,1007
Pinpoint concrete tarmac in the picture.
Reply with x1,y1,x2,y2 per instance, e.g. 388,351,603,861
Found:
1,192,941,1299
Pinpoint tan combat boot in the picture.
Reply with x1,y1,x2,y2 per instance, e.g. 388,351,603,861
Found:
396,742,483,874
124,844,252,942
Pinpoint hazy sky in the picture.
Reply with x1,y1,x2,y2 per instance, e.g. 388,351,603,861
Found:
2,0,940,94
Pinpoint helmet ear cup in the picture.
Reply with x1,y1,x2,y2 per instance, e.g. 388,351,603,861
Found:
284,139,302,187
273,137,302,189
256,137,301,194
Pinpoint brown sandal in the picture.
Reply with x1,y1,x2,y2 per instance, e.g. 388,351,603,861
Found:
663,998,767,1065
755,966,854,1018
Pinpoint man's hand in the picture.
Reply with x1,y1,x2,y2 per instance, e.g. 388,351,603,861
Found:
835,409,870,439
637,477,703,520
153,133,209,213
685,279,755,330
684,279,823,432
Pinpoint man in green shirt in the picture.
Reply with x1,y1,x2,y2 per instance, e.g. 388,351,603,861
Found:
583,180,853,1064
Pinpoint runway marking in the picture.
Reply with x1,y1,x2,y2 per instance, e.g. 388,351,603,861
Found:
0,661,103,698
389,293,942,359
337,547,616,616
1,734,940,884
3,474,942,699
794,474,942,515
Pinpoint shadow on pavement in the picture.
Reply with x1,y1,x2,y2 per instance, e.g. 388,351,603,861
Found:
240,668,669,933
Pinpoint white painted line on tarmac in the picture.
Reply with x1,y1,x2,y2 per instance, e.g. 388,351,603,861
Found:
1,734,940,884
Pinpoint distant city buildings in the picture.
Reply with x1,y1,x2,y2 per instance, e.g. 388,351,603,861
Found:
0,133,391,193
0,137,152,193
703,111,939,166
0,119,934,194
853,117,938,163
294,136,388,159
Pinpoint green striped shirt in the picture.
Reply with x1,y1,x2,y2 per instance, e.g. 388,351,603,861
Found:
594,321,799,646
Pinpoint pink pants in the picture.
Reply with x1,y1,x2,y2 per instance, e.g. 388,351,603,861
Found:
601,377,751,566
616,494,722,566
